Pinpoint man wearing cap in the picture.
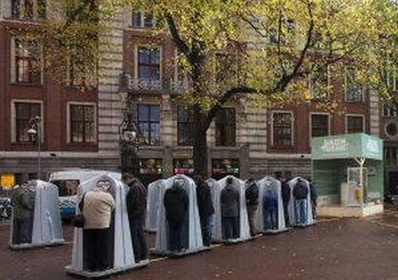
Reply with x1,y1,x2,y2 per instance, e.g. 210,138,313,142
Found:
82,179,116,271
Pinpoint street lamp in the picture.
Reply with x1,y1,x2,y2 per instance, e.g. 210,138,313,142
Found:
118,72,141,175
27,116,41,180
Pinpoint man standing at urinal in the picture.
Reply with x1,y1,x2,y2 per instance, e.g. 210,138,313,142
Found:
245,178,259,236
125,173,148,263
195,175,215,247
220,177,240,240
293,178,309,225
164,179,189,252
11,182,34,244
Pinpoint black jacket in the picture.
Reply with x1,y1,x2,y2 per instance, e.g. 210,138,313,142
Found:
164,186,189,223
245,182,259,206
196,181,215,218
281,180,291,203
220,185,239,217
126,182,147,220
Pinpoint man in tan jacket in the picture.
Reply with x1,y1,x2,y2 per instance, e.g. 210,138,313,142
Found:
81,179,116,272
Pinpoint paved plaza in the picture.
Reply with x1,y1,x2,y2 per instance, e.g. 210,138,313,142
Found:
1,210,398,280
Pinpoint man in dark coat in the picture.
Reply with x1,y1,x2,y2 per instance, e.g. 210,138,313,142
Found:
125,173,148,263
307,177,318,219
245,178,259,236
220,177,240,240
11,182,35,244
280,171,293,227
194,175,215,246
164,179,189,252
293,178,309,224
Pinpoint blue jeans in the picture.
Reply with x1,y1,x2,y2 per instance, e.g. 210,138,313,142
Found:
167,219,185,251
129,218,148,262
263,206,278,230
295,199,308,224
200,215,213,246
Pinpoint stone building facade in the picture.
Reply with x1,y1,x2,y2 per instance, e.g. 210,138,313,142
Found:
0,3,390,188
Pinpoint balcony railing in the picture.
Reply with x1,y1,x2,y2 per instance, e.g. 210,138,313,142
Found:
121,75,191,94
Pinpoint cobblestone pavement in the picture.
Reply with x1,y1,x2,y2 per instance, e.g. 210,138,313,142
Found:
1,210,398,280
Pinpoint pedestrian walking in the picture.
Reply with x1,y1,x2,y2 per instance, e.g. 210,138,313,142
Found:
194,175,215,247
245,178,259,236
164,179,189,252
81,179,116,272
220,177,240,240
124,173,148,263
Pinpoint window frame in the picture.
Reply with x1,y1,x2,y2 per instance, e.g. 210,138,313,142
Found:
310,113,330,139
135,45,162,90
309,66,330,99
177,106,194,146
11,37,43,85
345,114,365,134
131,10,156,28
137,104,161,146
10,0,47,20
271,111,294,147
215,107,236,147
345,66,363,103
11,100,43,143
67,102,97,144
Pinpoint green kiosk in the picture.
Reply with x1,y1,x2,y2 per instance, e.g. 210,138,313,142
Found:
311,133,384,217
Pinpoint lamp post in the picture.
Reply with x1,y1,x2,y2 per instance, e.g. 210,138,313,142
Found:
118,72,141,175
27,116,41,180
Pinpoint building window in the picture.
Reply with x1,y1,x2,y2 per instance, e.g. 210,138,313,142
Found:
15,102,41,143
70,104,95,143
387,71,398,92
346,115,364,133
67,54,95,89
385,147,398,166
14,38,42,84
137,46,161,89
310,67,329,99
382,102,398,117
385,121,398,138
272,112,293,146
138,104,160,145
173,159,194,176
132,10,155,28
345,67,363,102
215,108,236,146
212,159,240,180
11,0,46,20
311,114,329,138
177,106,194,146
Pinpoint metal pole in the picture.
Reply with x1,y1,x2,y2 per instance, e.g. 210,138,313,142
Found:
37,121,41,180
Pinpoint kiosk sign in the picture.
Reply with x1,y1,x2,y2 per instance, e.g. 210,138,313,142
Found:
1,174,15,189
312,133,383,160
321,138,349,153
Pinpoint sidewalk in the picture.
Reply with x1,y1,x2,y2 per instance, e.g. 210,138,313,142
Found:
1,212,398,280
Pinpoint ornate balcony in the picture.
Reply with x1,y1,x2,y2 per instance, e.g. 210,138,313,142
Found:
119,73,191,94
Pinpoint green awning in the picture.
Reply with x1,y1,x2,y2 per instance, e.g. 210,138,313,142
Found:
311,133,383,161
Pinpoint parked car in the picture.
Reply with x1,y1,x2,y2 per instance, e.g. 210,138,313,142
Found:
49,169,122,219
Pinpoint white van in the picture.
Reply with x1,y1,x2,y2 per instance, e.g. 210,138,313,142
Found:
49,169,122,219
